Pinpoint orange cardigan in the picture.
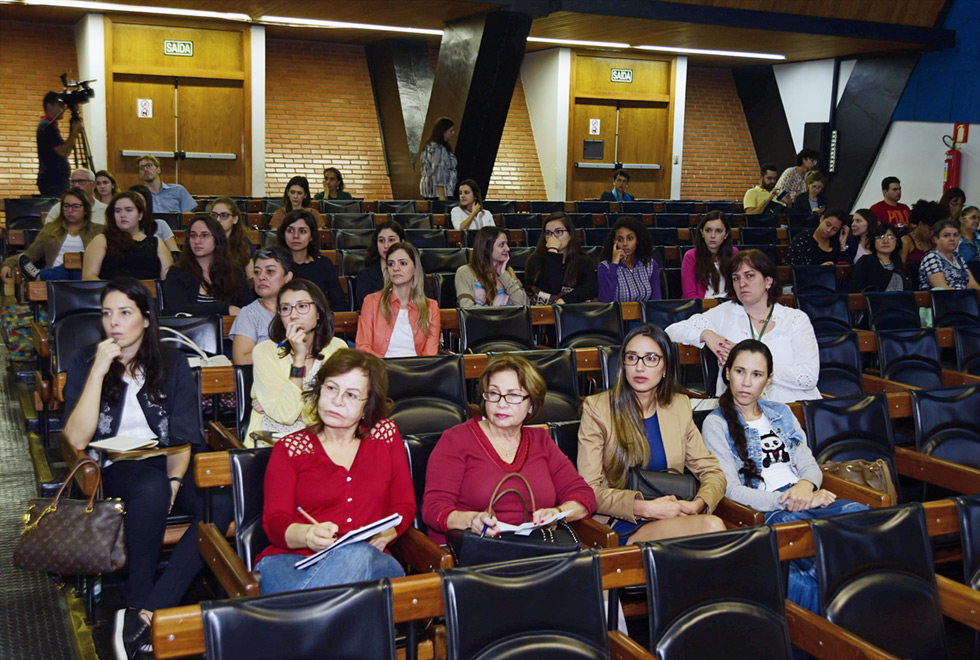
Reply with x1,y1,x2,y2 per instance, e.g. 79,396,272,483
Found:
355,291,441,357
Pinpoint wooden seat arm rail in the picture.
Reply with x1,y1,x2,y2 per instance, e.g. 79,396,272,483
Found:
820,473,892,508
198,521,260,599
784,601,901,660
714,497,766,528
893,446,980,494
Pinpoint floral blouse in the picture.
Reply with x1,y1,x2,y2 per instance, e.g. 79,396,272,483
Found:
420,142,457,199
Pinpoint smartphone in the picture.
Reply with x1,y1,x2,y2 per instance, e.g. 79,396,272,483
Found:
775,190,787,201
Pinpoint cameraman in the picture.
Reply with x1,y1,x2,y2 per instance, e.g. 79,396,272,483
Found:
37,91,82,198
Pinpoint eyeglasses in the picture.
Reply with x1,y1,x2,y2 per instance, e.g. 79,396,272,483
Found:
278,301,314,316
483,391,531,404
62,203,84,210
188,232,212,241
211,211,233,220
544,228,567,238
624,352,663,367
875,235,896,242
322,382,368,405
137,163,156,170
69,178,93,185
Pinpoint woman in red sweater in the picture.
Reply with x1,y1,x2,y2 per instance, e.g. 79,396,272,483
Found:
422,354,596,544
255,349,416,593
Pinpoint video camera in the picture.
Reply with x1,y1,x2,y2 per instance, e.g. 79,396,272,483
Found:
59,73,96,118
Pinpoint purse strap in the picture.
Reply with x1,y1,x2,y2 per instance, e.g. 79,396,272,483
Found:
52,457,103,509
485,472,536,520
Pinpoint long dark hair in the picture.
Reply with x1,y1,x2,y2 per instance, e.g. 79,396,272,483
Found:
458,178,482,210
852,208,879,252
427,117,455,152
469,226,511,296
600,216,654,267
56,187,92,226
207,197,251,271
525,211,589,290
177,216,244,301
724,249,781,306
718,339,772,487
100,277,165,405
365,220,407,267
278,209,320,261
693,210,735,292
268,279,335,360
127,184,159,236
282,176,312,210
105,191,148,255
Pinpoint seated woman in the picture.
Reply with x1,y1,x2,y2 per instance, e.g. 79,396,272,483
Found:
919,219,980,291
247,279,347,441
598,216,662,302
313,167,354,201
208,197,254,277
278,209,346,311
1,187,103,283
523,211,597,304
255,348,415,594
127,184,180,253
354,220,406,310
900,199,943,286
356,242,440,358
786,209,844,266
681,210,737,300
598,168,634,203
95,169,119,205
666,249,821,402
83,191,173,281
450,179,495,230
422,354,596,544
455,226,527,307
269,176,325,229
702,339,866,611
229,247,294,366
841,208,877,265
62,277,231,659
578,323,726,545
789,170,826,219
848,223,909,293
163,216,253,316
939,186,966,222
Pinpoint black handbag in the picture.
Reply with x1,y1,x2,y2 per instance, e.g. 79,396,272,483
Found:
445,472,581,567
625,467,698,501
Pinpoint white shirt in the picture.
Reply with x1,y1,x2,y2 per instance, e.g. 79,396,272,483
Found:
52,233,84,268
450,206,495,230
704,262,728,299
46,199,108,225
747,415,799,491
665,300,822,403
385,309,417,358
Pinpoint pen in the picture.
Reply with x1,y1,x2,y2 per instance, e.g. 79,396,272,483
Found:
480,523,488,538
277,339,288,348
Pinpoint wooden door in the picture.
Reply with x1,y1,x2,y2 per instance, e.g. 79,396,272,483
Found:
569,100,618,202
111,75,177,190
176,78,245,196
617,102,670,199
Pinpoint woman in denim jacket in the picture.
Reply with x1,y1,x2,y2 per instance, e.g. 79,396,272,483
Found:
701,339,866,612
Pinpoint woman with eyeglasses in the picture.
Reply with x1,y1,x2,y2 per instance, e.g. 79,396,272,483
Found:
246,279,347,441
577,323,726,545
162,216,253,316
422,354,595,544
451,179,494,230
847,223,909,293
455,226,527,307
278,209,346,312
523,211,597,304
256,348,415,594
207,197,254,277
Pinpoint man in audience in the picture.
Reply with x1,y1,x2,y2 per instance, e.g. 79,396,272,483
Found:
137,154,197,213
44,168,107,224
36,91,82,198
230,247,293,365
957,205,980,263
743,163,785,215
775,149,819,204
870,177,911,227
599,169,634,202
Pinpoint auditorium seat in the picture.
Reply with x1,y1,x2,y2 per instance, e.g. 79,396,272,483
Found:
385,355,467,435
739,226,778,245
744,215,780,228
930,289,980,327
663,201,698,214
641,298,702,328
320,199,362,214
375,200,416,214
458,306,534,353
329,212,375,230
489,349,579,424
548,420,580,467
332,228,374,250
502,213,542,230
649,227,682,246
576,200,609,214
390,212,432,229
796,293,852,337
622,201,655,214
816,332,865,397
910,385,980,472
528,201,564,213
404,229,448,249
791,265,837,296
876,328,944,389
954,326,980,375
583,227,611,246
338,249,368,276
419,247,468,274
483,200,517,214
654,213,691,229
554,302,624,349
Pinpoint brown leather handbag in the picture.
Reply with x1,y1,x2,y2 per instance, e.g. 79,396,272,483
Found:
820,459,898,503
14,457,127,575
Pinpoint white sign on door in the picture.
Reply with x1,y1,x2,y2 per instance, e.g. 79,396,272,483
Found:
589,119,600,135
137,99,153,119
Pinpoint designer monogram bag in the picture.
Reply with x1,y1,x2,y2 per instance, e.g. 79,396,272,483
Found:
14,457,127,575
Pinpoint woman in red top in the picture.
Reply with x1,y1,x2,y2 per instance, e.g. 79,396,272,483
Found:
422,354,596,544
255,349,416,594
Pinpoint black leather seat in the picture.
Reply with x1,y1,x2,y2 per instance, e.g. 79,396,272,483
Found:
441,551,608,660
739,244,780,265
739,226,778,245
575,200,609,214
507,246,533,272
953,495,980,591
160,315,224,356
50,312,103,375
385,355,467,435
333,228,374,250
483,200,517,214
320,199,362,214
583,227,611,247
430,273,459,311
529,201,564,214
200,579,397,660
910,385,980,470
649,227,682,246
47,280,109,325
228,447,272,570
390,213,432,229
641,526,792,660
403,433,442,534
664,201,697,215
330,212,375,230
641,299,702,329
955,326,980,375
621,201,655,214
876,328,944,389
458,306,534,353
700,345,719,397
234,365,254,445
338,249,368,276
502,214,542,230
816,332,864,397
376,200,417,214
797,293,852,337
864,291,920,331
4,197,57,224
655,213,692,229
792,265,837,296
404,229,448,249
554,302,624,349
262,198,284,214
930,289,980,327
809,504,948,659
548,420,580,468
489,349,579,424
419,248,468,274
744,215,779,228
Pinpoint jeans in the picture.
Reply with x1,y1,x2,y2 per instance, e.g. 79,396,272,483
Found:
256,542,404,595
39,265,81,281
764,498,869,613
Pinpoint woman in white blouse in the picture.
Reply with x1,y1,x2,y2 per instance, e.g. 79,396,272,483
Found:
450,179,495,230
665,249,821,402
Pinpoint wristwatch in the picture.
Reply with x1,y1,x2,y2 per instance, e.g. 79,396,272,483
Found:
290,365,306,378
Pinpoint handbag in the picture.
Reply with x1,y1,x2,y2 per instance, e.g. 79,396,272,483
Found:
820,459,898,503
445,472,581,567
14,457,127,575
626,467,698,501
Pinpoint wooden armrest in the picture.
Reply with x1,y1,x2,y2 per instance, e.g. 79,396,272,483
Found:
198,522,260,599
714,497,765,528
937,574,980,630
861,374,915,394
33,370,50,405
54,372,67,403
608,630,657,660
571,517,619,549
821,473,892,508
784,600,901,660
942,369,980,387
194,451,231,489
894,446,980,494
30,320,49,359
390,526,454,572
60,435,99,495
206,421,245,451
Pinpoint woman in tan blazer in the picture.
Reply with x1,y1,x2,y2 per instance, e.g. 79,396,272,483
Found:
578,323,726,544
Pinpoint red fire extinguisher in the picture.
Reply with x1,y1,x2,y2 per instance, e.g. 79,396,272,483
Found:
943,134,961,192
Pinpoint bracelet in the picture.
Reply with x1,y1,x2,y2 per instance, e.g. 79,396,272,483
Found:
169,477,183,485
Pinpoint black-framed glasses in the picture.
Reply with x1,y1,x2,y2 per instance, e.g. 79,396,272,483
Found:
278,301,314,315
211,211,233,220
623,352,663,367
483,391,531,404
62,203,84,210
544,228,567,238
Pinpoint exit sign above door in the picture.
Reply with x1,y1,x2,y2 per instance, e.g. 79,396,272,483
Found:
610,69,633,83
164,40,194,56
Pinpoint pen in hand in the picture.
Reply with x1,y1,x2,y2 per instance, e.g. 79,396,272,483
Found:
297,506,321,526
480,523,488,538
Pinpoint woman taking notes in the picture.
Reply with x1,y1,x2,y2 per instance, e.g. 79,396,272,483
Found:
357,242,440,358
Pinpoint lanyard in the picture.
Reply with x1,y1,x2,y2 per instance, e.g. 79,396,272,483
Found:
748,305,774,341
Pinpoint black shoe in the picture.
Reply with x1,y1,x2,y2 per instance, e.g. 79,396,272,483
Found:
18,255,40,281
114,608,152,660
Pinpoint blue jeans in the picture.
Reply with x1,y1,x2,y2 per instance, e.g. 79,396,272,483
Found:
765,498,869,613
39,264,81,281
255,542,404,595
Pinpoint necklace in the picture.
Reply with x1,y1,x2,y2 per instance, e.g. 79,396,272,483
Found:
748,305,774,341
484,421,520,462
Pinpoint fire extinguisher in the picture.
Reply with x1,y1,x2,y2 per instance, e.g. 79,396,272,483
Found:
943,134,961,192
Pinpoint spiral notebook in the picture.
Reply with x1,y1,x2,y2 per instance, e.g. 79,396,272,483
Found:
294,513,402,570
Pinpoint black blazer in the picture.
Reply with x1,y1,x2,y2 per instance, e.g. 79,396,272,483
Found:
163,266,254,316
848,254,910,293
791,193,826,216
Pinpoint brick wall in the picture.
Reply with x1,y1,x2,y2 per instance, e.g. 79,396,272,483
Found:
488,78,548,201
0,20,80,216
680,66,759,200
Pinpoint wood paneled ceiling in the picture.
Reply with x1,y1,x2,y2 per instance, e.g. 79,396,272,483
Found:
0,0,952,65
